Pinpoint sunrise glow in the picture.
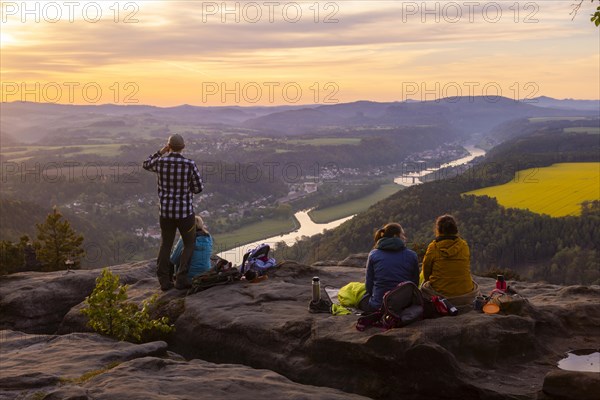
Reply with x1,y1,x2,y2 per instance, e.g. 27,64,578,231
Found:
1,1,599,105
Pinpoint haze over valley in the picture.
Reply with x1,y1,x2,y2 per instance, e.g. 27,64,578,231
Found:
1,96,598,283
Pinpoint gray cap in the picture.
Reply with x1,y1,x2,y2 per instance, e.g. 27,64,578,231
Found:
168,134,185,150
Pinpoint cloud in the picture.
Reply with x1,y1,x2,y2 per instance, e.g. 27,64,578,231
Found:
1,1,598,103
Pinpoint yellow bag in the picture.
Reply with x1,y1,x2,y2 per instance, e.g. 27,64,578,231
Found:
338,282,367,308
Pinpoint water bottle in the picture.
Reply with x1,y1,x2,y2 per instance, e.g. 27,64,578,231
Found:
496,275,507,291
311,277,321,303
440,298,458,316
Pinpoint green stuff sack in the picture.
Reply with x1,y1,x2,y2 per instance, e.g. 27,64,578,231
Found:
331,304,352,315
338,282,367,308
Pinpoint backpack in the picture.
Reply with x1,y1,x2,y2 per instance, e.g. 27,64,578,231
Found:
486,289,528,315
356,282,424,331
188,257,241,294
241,244,277,278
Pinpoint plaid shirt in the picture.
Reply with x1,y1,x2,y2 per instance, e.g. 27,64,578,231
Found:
143,152,203,219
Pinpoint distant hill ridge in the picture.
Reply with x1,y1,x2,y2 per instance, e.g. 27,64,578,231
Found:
243,96,600,135
2,96,599,143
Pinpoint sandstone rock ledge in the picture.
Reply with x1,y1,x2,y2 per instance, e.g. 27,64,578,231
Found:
2,258,599,399
0,261,155,334
0,330,367,400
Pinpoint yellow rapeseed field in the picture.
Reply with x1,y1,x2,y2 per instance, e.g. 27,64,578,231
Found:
465,163,600,217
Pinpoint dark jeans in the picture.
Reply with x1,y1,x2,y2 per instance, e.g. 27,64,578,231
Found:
358,294,378,313
157,214,196,288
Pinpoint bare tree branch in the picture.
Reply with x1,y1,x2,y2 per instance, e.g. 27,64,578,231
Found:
570,0,585,20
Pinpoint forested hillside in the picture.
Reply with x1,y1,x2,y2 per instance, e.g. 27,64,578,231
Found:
278,128,600,285
0,198,156,269
2,100,597,271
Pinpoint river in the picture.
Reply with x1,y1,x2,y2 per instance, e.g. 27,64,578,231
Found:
217,211,355,265
218,145,486,264
393,145,486,186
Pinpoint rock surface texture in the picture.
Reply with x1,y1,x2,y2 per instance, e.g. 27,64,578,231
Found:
0,330,367,399
1,258,599,399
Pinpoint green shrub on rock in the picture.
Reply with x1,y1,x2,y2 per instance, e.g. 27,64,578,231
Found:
81,268,173,342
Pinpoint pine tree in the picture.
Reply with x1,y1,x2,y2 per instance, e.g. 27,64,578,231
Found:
0,240,24,275
35,207,85,271
81,268,173,342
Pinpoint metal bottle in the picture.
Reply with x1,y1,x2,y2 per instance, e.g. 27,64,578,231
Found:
311,277,321,303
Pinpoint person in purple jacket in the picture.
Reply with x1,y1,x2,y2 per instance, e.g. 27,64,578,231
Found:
360,223,419,312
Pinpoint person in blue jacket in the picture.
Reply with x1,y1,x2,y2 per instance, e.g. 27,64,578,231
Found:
360,222,419,312
170,216,213,280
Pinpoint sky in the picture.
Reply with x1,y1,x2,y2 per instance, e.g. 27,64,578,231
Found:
1,0,599,106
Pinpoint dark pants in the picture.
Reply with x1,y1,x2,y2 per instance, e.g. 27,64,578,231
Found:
358,294,379,313
157,214,196,288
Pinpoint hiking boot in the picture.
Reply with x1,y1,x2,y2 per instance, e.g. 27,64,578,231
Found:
160,280,174,292
309,298,332,314
174,276,192,290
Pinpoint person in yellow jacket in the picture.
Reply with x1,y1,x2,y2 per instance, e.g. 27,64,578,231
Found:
421,215,475,300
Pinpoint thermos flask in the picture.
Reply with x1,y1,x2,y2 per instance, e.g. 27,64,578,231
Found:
312,277,321,303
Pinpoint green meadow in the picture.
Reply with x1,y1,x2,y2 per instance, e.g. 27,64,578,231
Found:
528,117,588,122
564,127,600,135
1,144,123,160
309,184,403,223
213,216,299,251
288,138,362,146
465,163,600,217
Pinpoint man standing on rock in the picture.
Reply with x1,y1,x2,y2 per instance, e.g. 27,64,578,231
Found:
143,134,203,291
